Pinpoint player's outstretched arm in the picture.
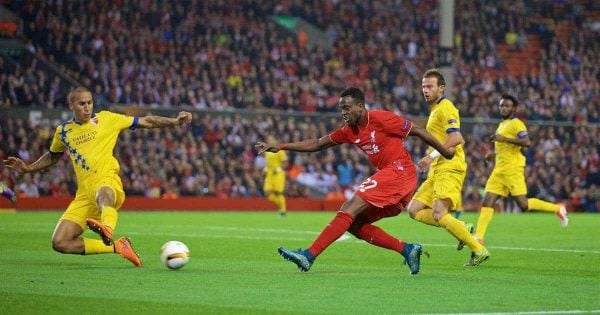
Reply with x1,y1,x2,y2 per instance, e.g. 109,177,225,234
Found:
3,152,61,176
137,111,192,129
255,135,337,154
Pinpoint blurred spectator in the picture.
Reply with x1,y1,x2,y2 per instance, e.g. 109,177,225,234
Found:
1,111,597,212
17,173,39,197
1,0,596,124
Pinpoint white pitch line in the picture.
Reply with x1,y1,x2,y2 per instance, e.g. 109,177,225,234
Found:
128,230,307,242
203,226,319,235
128,226,600,255
421,243,600,254
421,310,600,315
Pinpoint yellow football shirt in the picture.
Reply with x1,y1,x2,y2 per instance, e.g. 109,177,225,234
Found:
265,151,287,174
49,111,137,187
494,117,527,171
426,97,467,172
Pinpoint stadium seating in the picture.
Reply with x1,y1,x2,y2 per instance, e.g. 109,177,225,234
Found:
1,1,598,122
0,1,597,211
0,113,597,212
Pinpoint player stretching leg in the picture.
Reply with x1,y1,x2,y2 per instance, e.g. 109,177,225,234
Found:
256,87,454,274
4,86,192,267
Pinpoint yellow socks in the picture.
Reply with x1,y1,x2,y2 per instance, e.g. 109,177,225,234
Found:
414,209,440,227
528,198,559,212
83,238,115,255
277,194,287,214
267,193,278,204
268,193,286,214
101,206,118,230
475,206,494,240
439,214,484,253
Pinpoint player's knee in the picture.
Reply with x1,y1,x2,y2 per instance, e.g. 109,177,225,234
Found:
407,207,418,219
96,187,116,208
340,201,361,217
51,238,70,253
517,202,528,211
432,210,446,222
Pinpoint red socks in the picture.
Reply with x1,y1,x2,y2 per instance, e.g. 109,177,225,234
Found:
308,211,354,257
351,223,405,253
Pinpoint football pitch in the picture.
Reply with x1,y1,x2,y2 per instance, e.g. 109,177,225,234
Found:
1,211,598,314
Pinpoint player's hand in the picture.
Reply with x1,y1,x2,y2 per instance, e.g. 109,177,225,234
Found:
176,111,192,125
3,157,29,175
417,156,433,171
255,141,279,154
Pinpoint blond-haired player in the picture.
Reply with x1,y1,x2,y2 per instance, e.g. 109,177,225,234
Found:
474,94,568,244
4,86,192,267
407,69,490,266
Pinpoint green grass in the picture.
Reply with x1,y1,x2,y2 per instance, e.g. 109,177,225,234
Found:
0,211,599,314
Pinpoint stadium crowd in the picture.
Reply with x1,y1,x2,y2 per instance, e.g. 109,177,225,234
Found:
0,113,598,212
0,0,598,212
1,0,598,123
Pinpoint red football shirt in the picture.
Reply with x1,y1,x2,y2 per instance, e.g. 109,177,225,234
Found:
329,110,414,170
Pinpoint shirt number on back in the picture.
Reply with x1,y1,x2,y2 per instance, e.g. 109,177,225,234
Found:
358,178,378,192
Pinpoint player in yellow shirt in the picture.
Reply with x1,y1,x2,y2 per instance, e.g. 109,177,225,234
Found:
3,86,192,267
263,136,288,217
474,94,568,243
407,69,490,266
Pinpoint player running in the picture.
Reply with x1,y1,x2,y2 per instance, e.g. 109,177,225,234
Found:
472,94,568,245
407,69,490,266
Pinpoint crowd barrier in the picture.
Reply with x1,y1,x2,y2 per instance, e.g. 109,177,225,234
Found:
0,197,345,212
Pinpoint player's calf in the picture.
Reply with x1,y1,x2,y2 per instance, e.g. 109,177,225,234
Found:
456,222,475,251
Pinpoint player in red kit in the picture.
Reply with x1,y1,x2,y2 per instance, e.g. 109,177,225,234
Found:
255,87,454,274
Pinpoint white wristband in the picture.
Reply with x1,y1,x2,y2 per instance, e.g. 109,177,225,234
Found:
428,150,441,159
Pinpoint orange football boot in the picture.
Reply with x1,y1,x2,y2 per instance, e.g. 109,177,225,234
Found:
86,218,114,245
114,237,142,267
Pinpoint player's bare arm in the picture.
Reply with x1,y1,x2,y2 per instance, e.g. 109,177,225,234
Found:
255,135,337,155
444,131,465,148
493,133,531,147
409,125,455,159
4,152,61,175
137,111,192,129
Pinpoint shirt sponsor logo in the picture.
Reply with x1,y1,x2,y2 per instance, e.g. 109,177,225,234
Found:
360,131,380,155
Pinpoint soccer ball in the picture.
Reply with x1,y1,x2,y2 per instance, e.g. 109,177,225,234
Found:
160,241,190,270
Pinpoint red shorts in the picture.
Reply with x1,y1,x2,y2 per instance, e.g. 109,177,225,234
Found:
355,164,417,223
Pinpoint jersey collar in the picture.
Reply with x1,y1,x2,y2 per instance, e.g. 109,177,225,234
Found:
71,112,96,125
